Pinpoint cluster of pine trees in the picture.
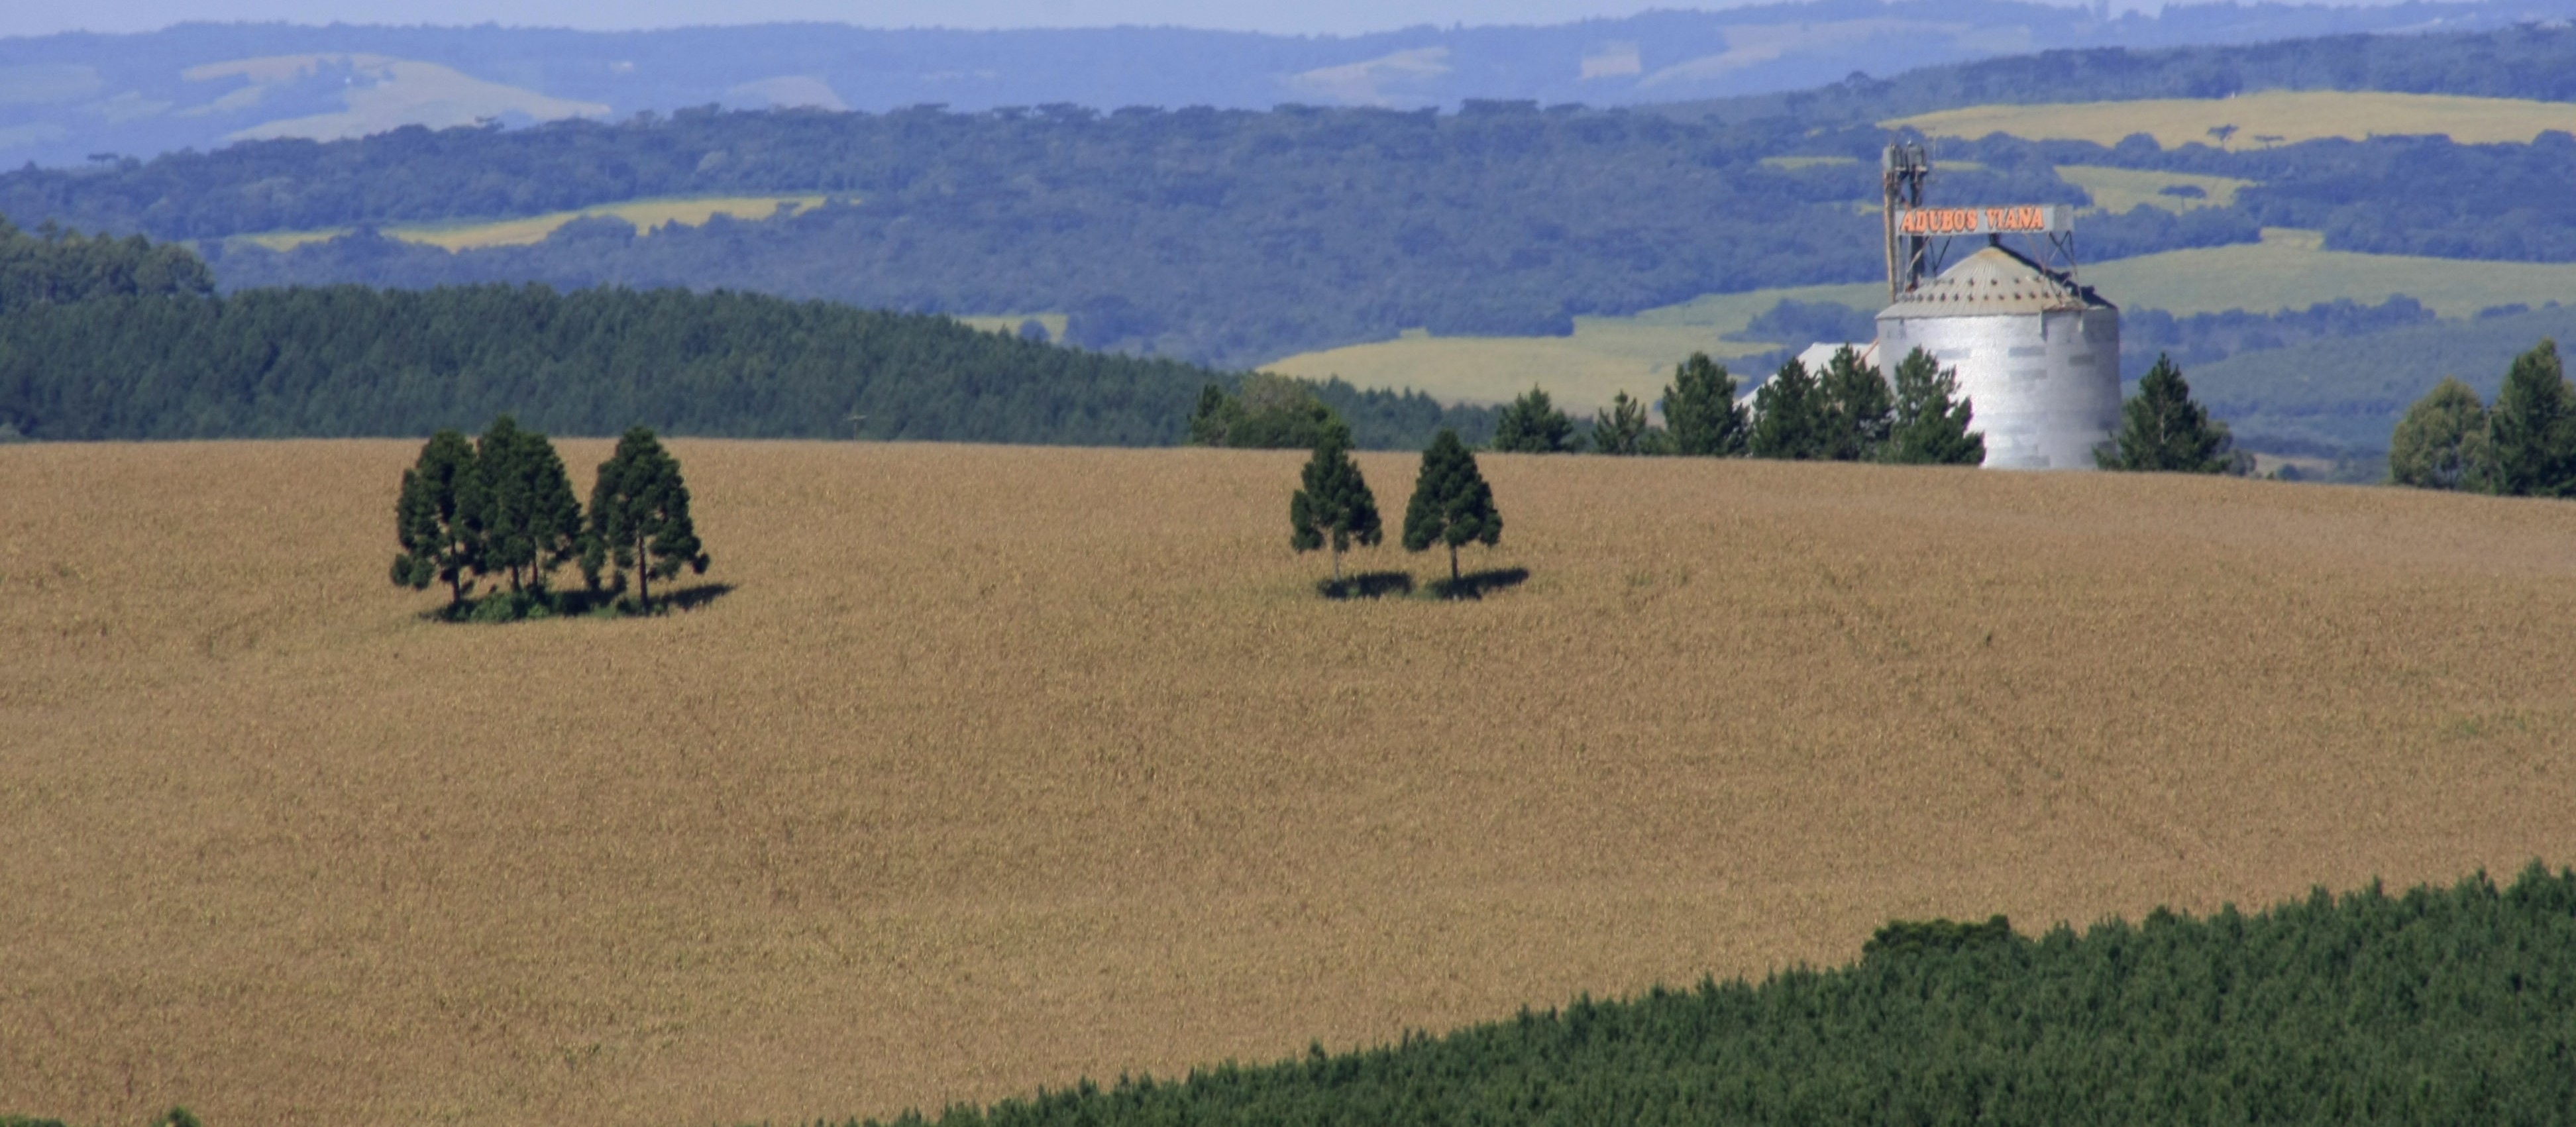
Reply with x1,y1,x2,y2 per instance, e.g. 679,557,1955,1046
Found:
2387,339,2575,494
1289,429,1502,593
392,418,708,619
1485,348,1986,466
852,864,2576,1126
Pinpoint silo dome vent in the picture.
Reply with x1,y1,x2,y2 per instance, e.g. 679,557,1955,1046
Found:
1882,245,2112,320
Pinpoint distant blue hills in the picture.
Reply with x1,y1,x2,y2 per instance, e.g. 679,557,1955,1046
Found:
1,0,2563,167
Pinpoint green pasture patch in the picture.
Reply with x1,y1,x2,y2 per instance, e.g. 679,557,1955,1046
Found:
2057,164,2255,213
1265,282,1882,412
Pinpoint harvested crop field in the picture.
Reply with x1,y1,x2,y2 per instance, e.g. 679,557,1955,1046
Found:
6,441,2574,1127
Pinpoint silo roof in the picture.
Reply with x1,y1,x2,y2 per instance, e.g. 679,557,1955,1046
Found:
1879,244,2113,320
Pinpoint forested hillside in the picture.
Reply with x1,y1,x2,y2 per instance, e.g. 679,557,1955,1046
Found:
1670,21,2576,125
869,866,2576,1126
0,215,1490,445
7,26,2573,402
7,103,2253,368
5,27,2569,369
0,217,210,309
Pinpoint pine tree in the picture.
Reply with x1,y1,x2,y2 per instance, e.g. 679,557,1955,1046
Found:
2486,339,2574,498
390,429,483,607
1883,347,1986,466
2388,377,2495,491
1663,352,1746,456
1491,386,1582,453
1591,390,1656,455
1402,428,1502,585
582,426,711,608
1188,383,1230,446
1748,358,1826,460
2096,353,2237,472
472,417,584,592
1289,430,1383,584
1819,345,1894,461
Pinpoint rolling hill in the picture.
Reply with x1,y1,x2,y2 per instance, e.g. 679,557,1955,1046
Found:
6,439,2575,1127
1,1,2548,168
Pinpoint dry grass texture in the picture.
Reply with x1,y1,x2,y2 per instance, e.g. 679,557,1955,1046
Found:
7,441,2575,1127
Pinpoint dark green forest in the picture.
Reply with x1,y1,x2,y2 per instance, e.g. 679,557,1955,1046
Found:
858,865,2576,1127
0,216,211,310
0,273,1489,447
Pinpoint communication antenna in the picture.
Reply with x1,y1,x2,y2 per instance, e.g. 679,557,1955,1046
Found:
1882,138,2083,303
1882,140,1931,303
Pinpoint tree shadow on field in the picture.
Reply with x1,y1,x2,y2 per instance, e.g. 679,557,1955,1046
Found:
1318,571,1415,600
425,582,736,623
660,583,735,613
1426,566,1529,601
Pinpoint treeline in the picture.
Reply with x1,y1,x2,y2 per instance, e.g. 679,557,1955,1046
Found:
1941,129,2576,265
0,275,1482,449
2187,303,2576,456
1678,23,2576,126
0,217,210,311
1472,349,1986,467
853,865,2576,1126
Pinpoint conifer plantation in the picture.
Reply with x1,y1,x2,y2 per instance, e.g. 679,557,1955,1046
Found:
873,866,2576,1127
0,222,1489,451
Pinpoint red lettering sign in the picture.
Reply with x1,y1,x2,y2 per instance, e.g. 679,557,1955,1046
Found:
1895,206,2065,236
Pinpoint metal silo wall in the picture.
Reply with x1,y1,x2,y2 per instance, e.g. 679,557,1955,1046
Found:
1876,307,2120,470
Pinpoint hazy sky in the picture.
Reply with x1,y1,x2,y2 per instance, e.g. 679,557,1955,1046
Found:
0,0,2255,39
6,1,1733,37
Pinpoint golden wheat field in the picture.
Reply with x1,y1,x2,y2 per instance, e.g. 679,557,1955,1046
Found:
6,441,2575,1127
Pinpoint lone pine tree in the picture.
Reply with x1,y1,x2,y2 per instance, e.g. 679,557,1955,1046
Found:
582,426,710,607
390,429,484,607
2097,353,2236,472
1403,428,1502,584
1884,347,1986,466
1289,430,1383,584
1662,352,1747,456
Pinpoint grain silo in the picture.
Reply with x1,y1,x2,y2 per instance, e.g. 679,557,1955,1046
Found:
1868,143,2121,470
